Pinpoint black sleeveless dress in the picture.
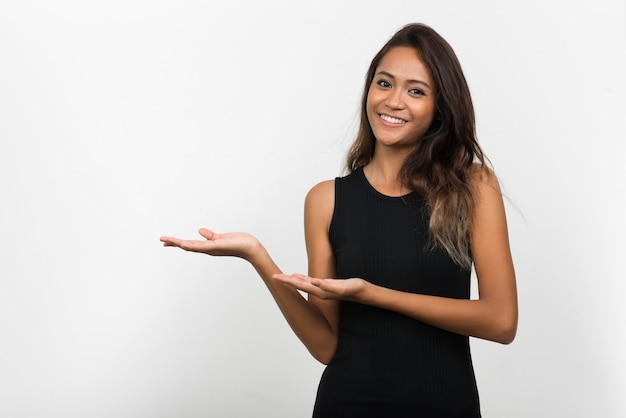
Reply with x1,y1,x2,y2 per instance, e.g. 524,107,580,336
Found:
313,168,480,417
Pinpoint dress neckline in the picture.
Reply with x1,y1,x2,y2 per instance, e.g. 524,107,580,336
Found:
356,167,414,201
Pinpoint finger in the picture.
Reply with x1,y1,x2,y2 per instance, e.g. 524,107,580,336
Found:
179,240,213,252
314,278,331,288
273,273,313,290
273,273,306,280
273,273,303,284
198,228,216,240
291,273,308,279
160,236,182,247
313,278,343,294
273,274,339,300
287,274,331,293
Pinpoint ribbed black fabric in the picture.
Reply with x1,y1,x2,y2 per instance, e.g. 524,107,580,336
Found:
313,167,480,418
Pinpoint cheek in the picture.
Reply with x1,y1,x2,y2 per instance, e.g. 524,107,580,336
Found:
417,103,437,125
366,86,385,108
426,110,437,126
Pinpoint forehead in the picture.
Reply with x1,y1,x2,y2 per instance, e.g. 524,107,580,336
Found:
376,46,434,83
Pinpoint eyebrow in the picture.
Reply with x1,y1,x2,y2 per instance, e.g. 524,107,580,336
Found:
375,70,433,90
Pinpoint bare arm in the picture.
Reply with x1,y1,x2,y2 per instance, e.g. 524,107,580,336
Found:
300,180,340,363
159,181,340,363
275,172,518,344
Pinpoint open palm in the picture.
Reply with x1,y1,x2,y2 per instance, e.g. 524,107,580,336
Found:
160,228,260,260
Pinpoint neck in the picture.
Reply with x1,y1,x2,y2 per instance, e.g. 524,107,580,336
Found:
363,148,412,197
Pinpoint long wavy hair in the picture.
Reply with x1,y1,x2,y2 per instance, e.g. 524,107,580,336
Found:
346,23,488,269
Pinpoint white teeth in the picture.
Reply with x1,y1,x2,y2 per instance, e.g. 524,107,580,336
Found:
380,114,406,124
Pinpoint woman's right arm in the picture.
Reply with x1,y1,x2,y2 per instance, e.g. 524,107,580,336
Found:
159,180,339,364
298,179,340,363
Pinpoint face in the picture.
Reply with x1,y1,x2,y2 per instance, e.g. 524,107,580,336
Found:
366,46,437,150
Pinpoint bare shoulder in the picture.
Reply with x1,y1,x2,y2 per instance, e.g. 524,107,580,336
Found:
468,163,509,240
468,163,502,197
306,179,335,202
467,163,508,231
304,179,337,276
305,179,335,220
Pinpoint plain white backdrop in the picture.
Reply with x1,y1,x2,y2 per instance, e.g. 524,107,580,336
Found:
1,1,624,417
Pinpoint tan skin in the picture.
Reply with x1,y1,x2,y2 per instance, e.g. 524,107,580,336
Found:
160,46,518,365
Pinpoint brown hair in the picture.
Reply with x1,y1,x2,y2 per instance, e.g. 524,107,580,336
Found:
346,23,488,269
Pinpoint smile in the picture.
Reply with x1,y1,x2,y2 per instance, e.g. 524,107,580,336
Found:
379,114,407,125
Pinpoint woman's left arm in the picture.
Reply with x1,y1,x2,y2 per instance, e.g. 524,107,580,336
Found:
275,172,518,344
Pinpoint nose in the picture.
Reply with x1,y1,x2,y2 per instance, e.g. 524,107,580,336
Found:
384,88,406,110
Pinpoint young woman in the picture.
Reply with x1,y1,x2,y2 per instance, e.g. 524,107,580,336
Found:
160,23,517,417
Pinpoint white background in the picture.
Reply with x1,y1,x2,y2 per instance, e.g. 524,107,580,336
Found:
1,1,625,417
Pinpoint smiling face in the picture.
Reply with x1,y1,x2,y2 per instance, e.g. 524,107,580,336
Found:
366,46,437,151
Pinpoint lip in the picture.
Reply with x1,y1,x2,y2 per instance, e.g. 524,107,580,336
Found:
378,113,408,126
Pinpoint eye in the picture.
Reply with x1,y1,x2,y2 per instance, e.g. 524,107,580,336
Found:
376,79,392,88
409,88,426,96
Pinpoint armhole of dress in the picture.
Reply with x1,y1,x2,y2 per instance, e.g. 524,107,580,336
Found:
328,177,341,242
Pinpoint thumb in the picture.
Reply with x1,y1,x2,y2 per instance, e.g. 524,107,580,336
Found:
198,228,215,240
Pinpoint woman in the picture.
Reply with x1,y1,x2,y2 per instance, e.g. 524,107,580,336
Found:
161,23,517,417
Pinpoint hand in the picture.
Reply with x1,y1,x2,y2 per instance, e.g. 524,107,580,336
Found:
272,273,367,301
160,228,262,260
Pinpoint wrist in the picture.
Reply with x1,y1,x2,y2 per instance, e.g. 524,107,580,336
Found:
354,279,375,304
245,240,269,264
346,278,370,303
